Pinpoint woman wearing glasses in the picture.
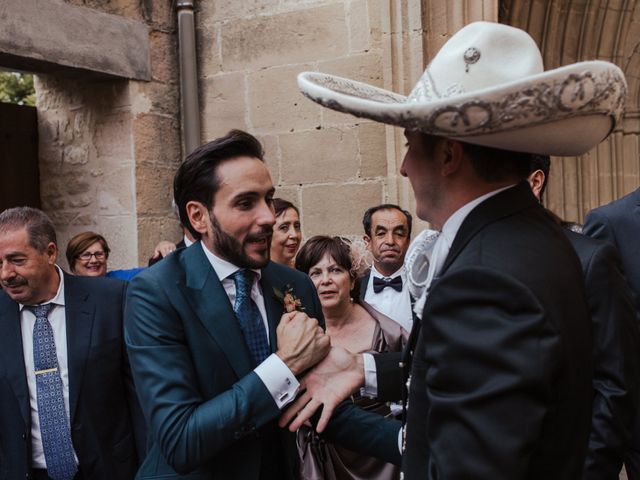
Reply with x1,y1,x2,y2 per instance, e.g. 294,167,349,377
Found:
65,231,144,280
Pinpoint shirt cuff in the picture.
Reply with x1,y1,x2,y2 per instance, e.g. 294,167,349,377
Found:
398,426,403,454
254,353,300,409
360,352,378,398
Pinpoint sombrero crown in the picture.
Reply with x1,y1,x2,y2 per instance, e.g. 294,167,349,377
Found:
298,21,626,156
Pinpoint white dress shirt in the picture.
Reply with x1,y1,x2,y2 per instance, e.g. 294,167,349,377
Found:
199,242,299,408
364,265,413,332
20,265,78,469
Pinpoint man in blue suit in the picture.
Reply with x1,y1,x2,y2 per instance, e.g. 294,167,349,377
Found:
124,130,332,479
0,207,143,480
584,187,640,479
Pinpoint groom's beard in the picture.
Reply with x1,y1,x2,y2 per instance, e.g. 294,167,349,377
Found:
209,212,273,269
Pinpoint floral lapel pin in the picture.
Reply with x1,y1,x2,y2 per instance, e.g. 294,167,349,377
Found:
273,284,305,313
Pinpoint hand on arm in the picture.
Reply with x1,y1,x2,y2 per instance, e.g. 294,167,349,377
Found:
279,346,365,433
150,240,178,261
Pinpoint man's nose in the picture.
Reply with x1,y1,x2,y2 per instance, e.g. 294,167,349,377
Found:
0,262,15,280
258,200,276,226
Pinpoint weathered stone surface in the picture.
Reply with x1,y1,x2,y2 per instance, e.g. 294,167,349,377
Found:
357,123,387,178
133,113,181,166
0,0,151,80
205,0,279,21
149,30,177,83
97,214,140,268
248,63,320,133
257,134,281,184
130,80,179,116
318,52,383,125
280,128,359,184
348,0,370,53
201,72,247,139
136,164,176,216
221,4,348,71
136,215,183,266
98,165,136,215
95,111,134,161
302,182,383,237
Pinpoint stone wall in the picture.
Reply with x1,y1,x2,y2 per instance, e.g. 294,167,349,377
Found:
32,1,182,269
196,0,389,240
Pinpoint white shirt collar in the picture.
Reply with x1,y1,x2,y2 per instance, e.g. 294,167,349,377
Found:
19,265,66,311
184,235,194,247
199,241,262,282
440,184,515,249
371,264,406,279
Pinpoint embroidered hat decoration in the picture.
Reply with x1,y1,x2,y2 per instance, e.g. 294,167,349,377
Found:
297,21,626,156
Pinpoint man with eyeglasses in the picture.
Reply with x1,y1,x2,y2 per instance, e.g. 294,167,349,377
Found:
0,207,145,480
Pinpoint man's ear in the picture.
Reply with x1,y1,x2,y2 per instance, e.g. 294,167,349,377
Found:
186,201,211,236
45,242,57,265
441,140,463,176
363,234,372,249
527,169,546,201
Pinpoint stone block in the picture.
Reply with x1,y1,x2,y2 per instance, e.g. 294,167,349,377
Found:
130,80,179,117
136,215,183,266
201,72,247,140
97,165,136,215
136,164,176,216
302,182,383,237
221,4,348,71
318,53,383,125
205,0,280,21
95,111,134,162
197,21,222,77
256,134,281,184
348,0,370,53
248,63,320,133
357,123,388,178
149,30,178,84
97,214,140,268
280,127,359,184
0,0,150,80
133,113,181,166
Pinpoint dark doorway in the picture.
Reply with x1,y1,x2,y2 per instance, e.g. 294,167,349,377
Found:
0,102,40,211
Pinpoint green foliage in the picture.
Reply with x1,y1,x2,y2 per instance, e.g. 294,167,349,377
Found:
0,71,36,106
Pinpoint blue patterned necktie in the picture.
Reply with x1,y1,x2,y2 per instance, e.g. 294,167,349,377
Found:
30,303,78,480
231,269,270,366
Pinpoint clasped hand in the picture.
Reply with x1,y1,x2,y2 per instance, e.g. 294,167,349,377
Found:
275,311,331,376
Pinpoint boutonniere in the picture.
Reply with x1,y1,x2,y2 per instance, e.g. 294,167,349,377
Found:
273,284,305,313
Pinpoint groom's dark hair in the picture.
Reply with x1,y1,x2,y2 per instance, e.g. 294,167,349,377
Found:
173,130,265,239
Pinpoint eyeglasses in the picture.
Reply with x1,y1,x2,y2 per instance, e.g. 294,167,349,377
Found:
77,251,106,261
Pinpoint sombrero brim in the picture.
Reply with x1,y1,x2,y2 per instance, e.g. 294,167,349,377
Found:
298,60,626,156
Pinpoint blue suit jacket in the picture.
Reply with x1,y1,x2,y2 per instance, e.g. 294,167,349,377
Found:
0,272,143,480
125,243,325,479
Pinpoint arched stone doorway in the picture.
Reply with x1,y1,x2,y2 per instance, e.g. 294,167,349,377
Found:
501,0,640,222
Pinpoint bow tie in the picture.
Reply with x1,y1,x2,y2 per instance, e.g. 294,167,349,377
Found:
372,276,403,293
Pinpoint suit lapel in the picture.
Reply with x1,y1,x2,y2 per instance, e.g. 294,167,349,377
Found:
64,273,95,423
180,245,254,378
0,295,30,427
260,264,286,354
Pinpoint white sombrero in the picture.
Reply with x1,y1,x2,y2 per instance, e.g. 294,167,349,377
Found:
298,21,626,156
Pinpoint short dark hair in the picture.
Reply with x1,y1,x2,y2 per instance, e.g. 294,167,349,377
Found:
173,130,265,239
362,204,412,237
295,235,360,300
462,142,532,183
0,207,57,252
273,198,299,218
66,231,110,272
528,154,551,199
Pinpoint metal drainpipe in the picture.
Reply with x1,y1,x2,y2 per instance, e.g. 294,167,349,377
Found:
177,0,201,156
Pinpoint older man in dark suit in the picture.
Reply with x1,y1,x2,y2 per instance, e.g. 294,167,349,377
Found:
281,21,627,480
124,130,338,479
0,207,143,480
